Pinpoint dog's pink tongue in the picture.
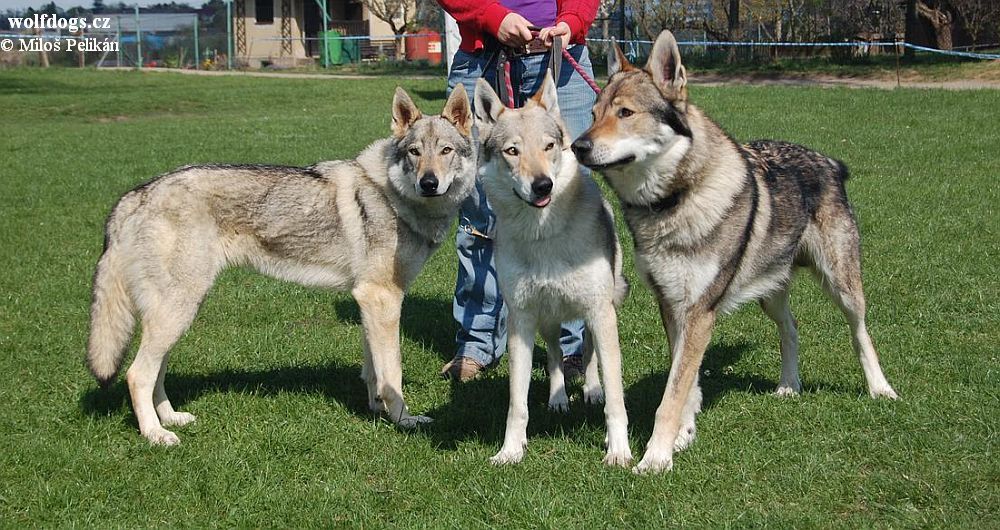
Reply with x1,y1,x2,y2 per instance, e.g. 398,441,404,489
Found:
533,196,551,208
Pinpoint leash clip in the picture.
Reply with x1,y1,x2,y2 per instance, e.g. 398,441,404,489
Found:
461,224,492,240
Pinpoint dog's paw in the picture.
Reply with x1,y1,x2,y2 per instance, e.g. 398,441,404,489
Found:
774,385,800,397
368,398,387,413
775,378,801,396
673,425,697,452
396,414,433,429
490,445,526,466
869,385,899,400
583,385,605,405
603,441,632,467
160,411,196,428
144,427,181,446
632,450,673,474
548,393,570,413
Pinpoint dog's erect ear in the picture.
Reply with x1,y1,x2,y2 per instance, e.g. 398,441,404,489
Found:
392,86,422,138
607,37,634,78
530,69,560,117
646,30,687,102
442,83,472,137
473,77,503,137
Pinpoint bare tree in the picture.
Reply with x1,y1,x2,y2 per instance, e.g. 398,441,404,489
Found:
951,0,1000,46
628,0,710,40
829,0,905,39
596,0,617,41
915,0,954,50
362,0,414,60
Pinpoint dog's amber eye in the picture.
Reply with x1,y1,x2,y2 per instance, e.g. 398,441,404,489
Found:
441,146,453,155
408,147,420,156
544,143,555,151
504,146,519,156
618,108,634,118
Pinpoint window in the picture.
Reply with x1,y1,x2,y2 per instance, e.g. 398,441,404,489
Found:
255,0,273,24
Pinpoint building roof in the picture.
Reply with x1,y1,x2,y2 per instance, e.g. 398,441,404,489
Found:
89,13,197,33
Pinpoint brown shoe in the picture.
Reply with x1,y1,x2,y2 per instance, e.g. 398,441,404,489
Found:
440,357,488,382
562,354,584,382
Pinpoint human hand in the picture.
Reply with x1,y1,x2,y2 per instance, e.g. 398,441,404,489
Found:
497,13,534,47
538,21,571,47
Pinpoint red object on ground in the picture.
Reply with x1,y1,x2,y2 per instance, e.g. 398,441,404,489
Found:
405,28,442,65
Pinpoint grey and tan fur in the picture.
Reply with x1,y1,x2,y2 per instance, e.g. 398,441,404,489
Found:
572,31,898,473
87,86,476,445
474,73,632,466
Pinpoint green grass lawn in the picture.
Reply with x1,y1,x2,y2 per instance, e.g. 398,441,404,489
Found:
0,68,997,527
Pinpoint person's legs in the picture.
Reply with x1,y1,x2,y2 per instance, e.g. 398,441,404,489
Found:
445,50,507,380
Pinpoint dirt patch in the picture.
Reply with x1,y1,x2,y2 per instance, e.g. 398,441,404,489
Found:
690,71,1000,90
94,115,130,123
99,66,1000,90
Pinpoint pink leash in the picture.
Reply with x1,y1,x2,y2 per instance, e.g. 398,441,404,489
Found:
502,36,602,107
503,60,516,108
562,47,602,95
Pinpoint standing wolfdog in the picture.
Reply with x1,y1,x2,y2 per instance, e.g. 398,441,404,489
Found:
87,87,475,445
473,74,632,466
571,31,898,473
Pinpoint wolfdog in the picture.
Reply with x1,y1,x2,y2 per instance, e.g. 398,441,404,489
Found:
87,87,476,445
571,31,898,473
473,74,632,466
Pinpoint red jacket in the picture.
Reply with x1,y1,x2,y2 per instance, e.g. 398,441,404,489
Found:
438,0,599,52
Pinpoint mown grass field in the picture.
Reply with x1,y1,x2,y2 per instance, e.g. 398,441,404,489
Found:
0,68,996,527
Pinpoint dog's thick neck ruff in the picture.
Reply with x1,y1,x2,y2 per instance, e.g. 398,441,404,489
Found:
620,186,685,213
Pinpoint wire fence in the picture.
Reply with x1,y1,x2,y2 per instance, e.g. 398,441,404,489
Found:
2,21,998,70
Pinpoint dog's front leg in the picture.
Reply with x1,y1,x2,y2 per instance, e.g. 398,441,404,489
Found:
490,309,536,465
353,282,430,428
588,303,631,467
359,333,383,413
634,309,715,474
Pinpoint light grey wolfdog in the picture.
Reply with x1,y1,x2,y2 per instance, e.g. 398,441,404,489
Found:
571,31,898,473
87,86,475,445
474,74,632,467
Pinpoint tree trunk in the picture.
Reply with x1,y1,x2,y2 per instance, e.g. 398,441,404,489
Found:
916,0,954,50
726,0,739,63
903,0,916,57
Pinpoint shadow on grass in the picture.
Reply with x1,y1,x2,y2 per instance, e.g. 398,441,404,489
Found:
79,292,458,425
423,350,610,450
79,360,373,422
422,340,779,451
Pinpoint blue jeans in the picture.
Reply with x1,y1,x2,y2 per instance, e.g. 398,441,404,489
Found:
447,45,597,366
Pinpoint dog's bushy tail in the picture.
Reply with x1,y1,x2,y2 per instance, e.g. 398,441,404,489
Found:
87,244,135,387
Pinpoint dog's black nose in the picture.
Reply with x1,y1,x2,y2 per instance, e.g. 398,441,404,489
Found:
571,137,593,157
419,174,439,194
531,177,553,197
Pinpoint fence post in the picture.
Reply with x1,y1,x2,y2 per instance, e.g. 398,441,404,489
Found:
115,16,122,66
225,0,233,69
134,5,142,69
194,16,200,69
894,36,901,88
320,0,330,68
